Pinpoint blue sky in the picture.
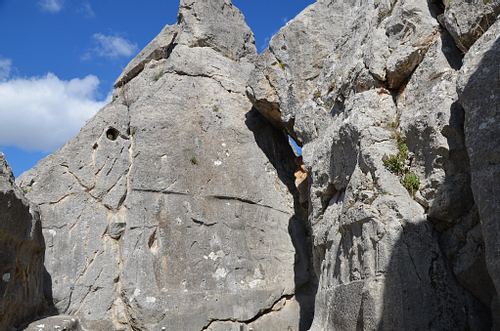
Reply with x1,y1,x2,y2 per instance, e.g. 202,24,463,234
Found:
0,0,310,177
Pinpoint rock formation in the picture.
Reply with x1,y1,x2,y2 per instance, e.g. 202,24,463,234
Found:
17,1,312,330
4,0,500,330
249,0,499,329
0,153,45,331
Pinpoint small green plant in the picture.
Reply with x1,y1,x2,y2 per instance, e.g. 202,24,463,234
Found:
397,135,408,157
446,2,451,10
212,106,219,112
382,154,405,174
402,172,420,197
154,70,164,81
382,134,420,197
279,62,285,70
313,90,321,100
328,81,336,92
390,121,396,128
131,128,137,135
190,157,197,165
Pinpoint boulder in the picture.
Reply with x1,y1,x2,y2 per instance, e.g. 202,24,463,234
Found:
440,0,500,53
0,153,45,330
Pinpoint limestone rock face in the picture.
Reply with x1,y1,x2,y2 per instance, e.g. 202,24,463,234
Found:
0,153,45,331
18,1,309,330
251,0,495,329
247,1,340,139
12,0,500,329
457,18,500,327
22,315,86,331
440,0,500,53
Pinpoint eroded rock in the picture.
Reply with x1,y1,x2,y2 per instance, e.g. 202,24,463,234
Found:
0,153,45,331
457,18,500,329
17,1,311,330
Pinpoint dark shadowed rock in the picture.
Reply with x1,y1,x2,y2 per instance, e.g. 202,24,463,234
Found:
457,18,500,329
0,153,45,331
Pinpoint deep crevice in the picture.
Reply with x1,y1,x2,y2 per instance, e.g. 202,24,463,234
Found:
245,108,317,330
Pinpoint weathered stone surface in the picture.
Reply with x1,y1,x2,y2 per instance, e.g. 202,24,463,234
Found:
251,0,494,329
247,0,340,138
18,1,311,330
176,0,257,63
249,0,440,142
11,0,500,329
457,18,500,329
0,153,45,331
114,24,178,88
440,0,499,53
22,315,86,331
115,0,257,89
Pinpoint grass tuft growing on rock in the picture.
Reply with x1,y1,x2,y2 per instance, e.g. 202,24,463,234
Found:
154,70,164,81
383,134,420,197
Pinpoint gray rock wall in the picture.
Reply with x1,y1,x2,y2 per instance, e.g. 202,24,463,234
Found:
457,18,500,329
17,1,312,330
7,0,500,330
249,0,499,330
0,153,45,330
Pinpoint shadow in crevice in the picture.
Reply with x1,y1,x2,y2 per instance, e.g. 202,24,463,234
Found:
245,108,317,330
377,220,491,330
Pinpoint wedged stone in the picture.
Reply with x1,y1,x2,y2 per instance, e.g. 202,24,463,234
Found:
0,153,45,331
249,0,440,142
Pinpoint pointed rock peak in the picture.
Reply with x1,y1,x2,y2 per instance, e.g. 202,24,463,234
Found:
176,0,257,62
0,152,15,184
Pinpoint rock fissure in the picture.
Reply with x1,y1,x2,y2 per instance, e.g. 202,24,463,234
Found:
200,294,295,330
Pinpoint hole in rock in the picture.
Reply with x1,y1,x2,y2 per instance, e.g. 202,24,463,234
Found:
106,128,119,141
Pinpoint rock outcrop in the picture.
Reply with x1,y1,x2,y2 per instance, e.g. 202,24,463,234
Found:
457,18,500,328
0,153,45,330
17,1,312,330
249,0,497,329
6,0,500,330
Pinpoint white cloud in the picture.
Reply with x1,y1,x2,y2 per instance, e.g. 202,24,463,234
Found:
0,73,111,152
39,0,64,13
0,58,11,81
84,34,138,60
79,1,95,18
